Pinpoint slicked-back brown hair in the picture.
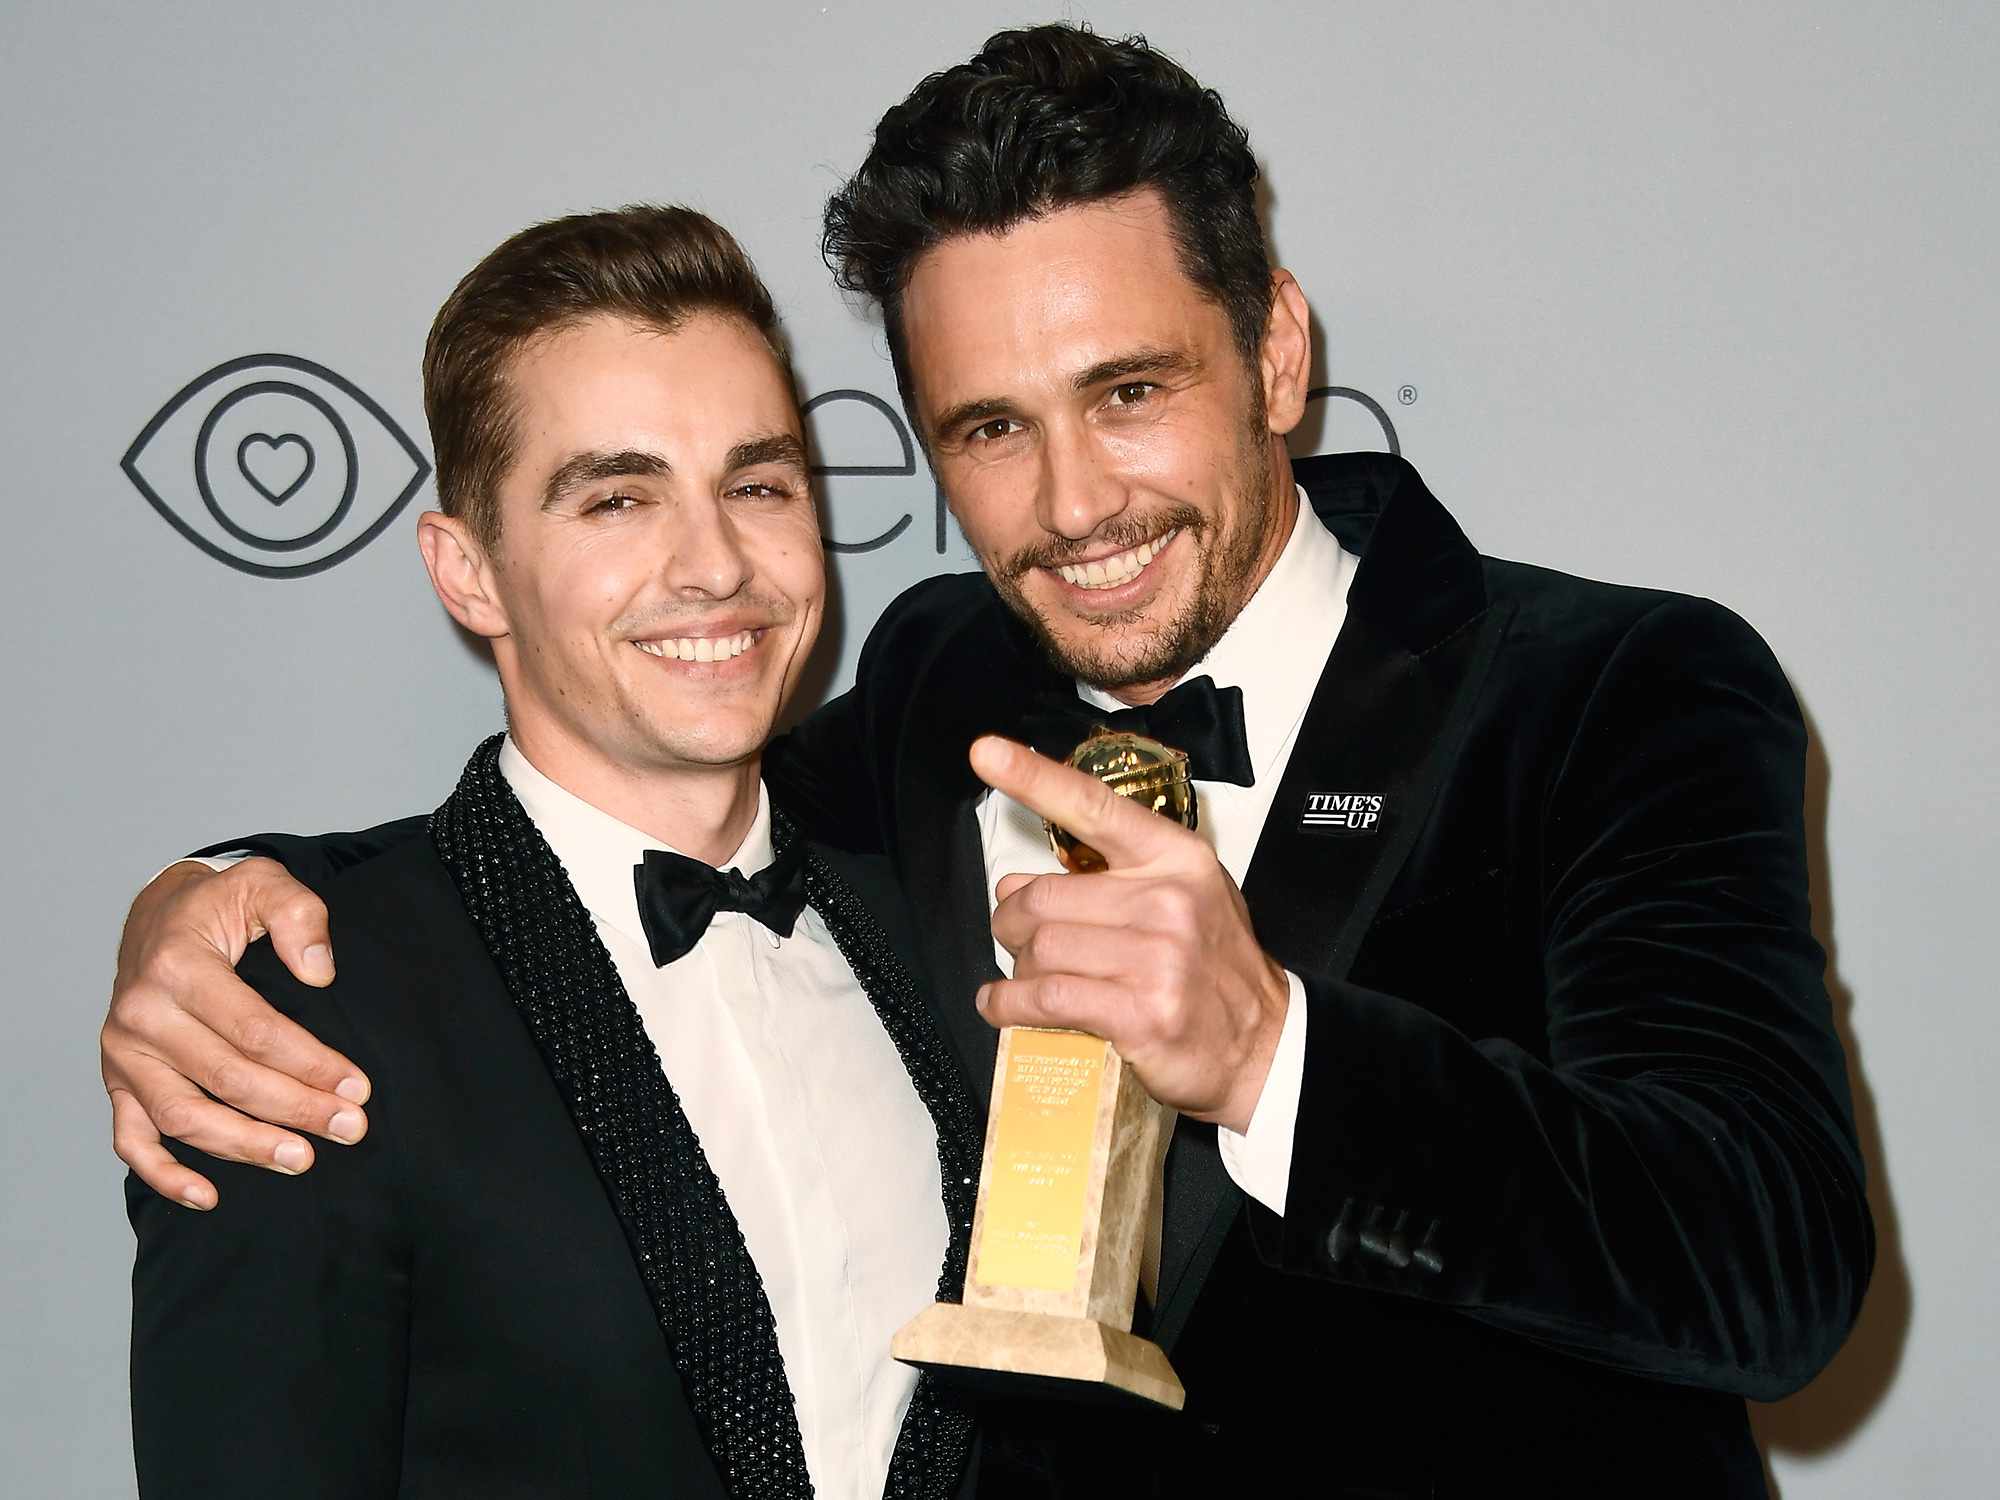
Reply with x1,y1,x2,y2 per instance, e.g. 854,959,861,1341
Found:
423,204,787,549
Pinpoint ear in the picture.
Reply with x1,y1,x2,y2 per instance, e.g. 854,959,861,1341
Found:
417,510,510,640
1257,269,1314,437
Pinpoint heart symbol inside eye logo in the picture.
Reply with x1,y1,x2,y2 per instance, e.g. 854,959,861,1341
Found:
236,433,316,505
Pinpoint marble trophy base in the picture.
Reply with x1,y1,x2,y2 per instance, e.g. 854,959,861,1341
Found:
893,1302,1185,1410
894,1026,1186,1412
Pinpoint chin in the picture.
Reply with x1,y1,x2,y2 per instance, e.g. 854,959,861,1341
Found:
625,714,765,770
1039,630,1184,692
1038,604,1205,691
669,735,768,770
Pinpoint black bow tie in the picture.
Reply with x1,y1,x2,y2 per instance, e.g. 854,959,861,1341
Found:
633,842,809,968
1020,674,1256,787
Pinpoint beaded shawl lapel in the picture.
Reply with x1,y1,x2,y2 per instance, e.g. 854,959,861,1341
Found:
429,735,979,1499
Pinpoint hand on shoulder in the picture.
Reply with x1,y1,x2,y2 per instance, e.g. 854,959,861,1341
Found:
102,857,368,1209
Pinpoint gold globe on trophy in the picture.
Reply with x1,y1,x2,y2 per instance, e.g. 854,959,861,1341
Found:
892,726,1198,1410
1045,729,1198,872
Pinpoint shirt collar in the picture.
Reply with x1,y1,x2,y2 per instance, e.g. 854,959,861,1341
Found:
1078,486,1355,783
497,735,776,947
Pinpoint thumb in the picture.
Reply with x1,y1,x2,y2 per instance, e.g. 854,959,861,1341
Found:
237,860,335,986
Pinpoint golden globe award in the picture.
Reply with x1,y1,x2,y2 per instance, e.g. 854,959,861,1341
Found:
892,731,1192,1409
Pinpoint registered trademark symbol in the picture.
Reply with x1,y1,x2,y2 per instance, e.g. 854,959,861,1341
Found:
1398,385,1418,406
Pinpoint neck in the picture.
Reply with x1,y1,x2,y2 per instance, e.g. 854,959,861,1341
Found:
506,720,763,867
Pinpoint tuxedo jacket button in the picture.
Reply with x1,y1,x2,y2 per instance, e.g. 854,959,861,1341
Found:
1384,1209,1414,1269
1324,1195,1359,1266
1358,1203,1393,1261
1413,1217,1446,1275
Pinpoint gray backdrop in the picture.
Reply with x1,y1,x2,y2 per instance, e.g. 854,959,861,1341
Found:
4,1,1992,1493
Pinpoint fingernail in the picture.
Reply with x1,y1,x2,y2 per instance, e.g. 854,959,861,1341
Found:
273,1139,309,1173
974,985,990,1014
328,1110,364,1144
335,1075,370,1105
303,945,334,981
180,1190,213,1211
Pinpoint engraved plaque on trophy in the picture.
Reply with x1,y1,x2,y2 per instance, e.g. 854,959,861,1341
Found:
892,732,1191,1409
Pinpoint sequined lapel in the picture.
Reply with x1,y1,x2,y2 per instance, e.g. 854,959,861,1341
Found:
430,737,807,1499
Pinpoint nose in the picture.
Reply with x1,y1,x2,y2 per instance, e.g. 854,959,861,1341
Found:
664,494,753,599
1034,421,1129,542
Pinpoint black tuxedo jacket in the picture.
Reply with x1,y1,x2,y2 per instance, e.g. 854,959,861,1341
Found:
765,453,1874,1496
128,773,979,1499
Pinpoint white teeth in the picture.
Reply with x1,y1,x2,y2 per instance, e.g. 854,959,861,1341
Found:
1057,530,1174,590
633,630,757,660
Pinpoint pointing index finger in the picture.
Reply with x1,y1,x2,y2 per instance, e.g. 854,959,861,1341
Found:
969,734,1185,871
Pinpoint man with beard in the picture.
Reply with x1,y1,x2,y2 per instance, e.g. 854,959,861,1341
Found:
104,25,1871,1497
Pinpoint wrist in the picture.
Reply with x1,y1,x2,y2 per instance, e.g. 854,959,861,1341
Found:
1217,957,1291,1133
152,858,216,895
123,860,212,947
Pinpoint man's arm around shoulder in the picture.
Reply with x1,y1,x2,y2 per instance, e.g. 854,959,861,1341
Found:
106,816,426,1207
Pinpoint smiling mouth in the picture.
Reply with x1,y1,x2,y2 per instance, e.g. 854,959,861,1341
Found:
1052,528,1179,591
631,629,759,663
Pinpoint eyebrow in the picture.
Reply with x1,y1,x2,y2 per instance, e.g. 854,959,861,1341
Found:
928,346,1203,439
539,433,807,510
1069,346,1202,393
541,448,671,510
723,431,809,474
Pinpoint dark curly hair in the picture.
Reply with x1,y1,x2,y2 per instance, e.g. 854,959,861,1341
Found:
822,24,1270,420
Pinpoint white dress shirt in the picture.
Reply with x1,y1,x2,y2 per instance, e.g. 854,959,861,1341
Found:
978,493,1358,1216
500,742,949,1500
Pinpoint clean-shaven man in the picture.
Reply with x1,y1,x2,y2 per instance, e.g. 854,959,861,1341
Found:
124,205,979,1500
107,26,1872,1497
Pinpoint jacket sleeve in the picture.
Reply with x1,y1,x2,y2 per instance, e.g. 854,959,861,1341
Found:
1249,596,1873,1400
126,942,409,1497
190,816,429,888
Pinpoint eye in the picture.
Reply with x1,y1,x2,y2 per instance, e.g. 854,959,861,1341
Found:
1107,382,1157,407
122,354,430,579
728,479,795,500
969,417,1020,443
586,492,642,516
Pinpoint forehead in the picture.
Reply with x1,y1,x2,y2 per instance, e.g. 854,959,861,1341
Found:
505,312,799,463
899,192,1222,394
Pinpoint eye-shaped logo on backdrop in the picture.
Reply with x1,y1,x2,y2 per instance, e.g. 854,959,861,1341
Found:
122,354,431,578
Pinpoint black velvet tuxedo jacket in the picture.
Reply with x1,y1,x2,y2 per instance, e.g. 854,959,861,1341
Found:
155,454,1872,1497
766,453,1874,1496
127,793,979,1499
